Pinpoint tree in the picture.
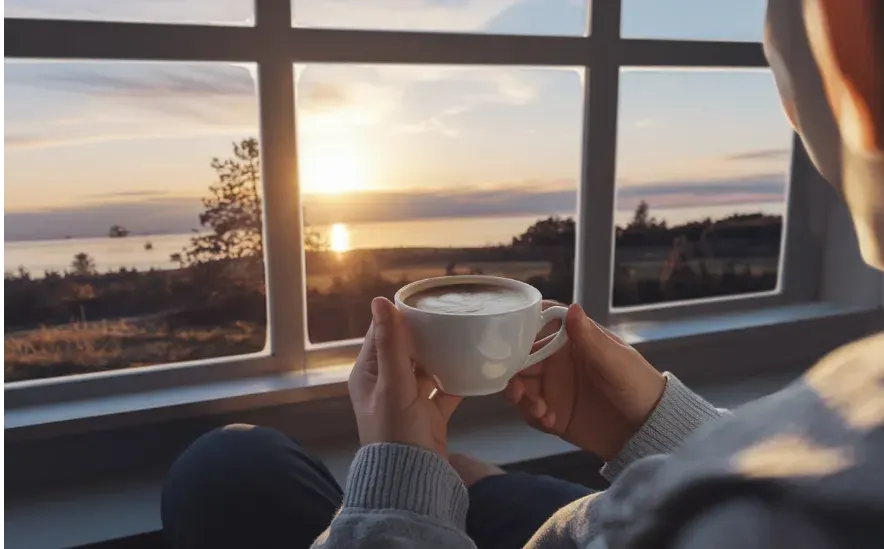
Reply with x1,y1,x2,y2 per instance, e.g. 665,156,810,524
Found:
70,253,97,276
175,137,326,267
304,226,329,253
17,266,31,281
176,138,263,266
511,216,575,248
628,200,667,229
511,217,576,303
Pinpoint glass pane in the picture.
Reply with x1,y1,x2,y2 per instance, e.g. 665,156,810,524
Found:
296,64,583,343
622,0,765,42
4,61,266,383
293,0,588,36
613,69,791,308
5,0,253,26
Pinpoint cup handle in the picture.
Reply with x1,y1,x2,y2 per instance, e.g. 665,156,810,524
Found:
521,306,569,369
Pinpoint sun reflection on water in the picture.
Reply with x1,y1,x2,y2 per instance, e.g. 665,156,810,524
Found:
330,223,350,253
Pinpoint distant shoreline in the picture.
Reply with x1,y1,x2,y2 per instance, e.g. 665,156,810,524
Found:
3,230,188,244
3,203,786,244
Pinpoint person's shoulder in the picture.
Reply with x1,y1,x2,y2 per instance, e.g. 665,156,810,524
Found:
814,331,884,365
795,330,884,441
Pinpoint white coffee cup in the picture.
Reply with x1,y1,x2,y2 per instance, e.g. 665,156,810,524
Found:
394,275,569,396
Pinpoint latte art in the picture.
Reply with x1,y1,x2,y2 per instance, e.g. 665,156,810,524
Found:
404,283,531,315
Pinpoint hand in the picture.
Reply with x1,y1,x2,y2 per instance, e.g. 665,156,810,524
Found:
505,302,666,461
349,297,462,457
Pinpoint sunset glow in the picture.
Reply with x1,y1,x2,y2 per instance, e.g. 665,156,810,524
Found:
300,141,370,195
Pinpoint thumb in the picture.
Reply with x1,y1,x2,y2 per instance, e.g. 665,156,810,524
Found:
565,304,627,359
371,297,413,386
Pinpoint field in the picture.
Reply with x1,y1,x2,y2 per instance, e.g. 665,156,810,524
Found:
4,259,552,381
619,255,779,280
305,260,551,291
4,317,264,383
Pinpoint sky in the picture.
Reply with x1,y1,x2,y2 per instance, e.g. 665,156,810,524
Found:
4,0,792,241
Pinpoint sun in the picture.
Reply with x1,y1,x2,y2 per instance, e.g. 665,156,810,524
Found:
329,223,351,253
300,140,370,195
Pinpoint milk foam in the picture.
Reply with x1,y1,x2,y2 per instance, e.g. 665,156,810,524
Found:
406,283,530,315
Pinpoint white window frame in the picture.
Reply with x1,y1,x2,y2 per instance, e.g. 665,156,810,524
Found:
5,0,879,437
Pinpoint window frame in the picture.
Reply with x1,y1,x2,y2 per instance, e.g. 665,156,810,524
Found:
3,0,835,417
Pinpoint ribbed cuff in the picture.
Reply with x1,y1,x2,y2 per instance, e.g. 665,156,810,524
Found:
601,373,727,482
344,443,469,530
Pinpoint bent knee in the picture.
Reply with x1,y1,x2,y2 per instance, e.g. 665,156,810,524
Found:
168,424,296,483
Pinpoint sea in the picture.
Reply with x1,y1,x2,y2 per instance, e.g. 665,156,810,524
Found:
4,204,784,277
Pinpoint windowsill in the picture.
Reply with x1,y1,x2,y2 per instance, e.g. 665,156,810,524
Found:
5,370,801,549
6,301,881,443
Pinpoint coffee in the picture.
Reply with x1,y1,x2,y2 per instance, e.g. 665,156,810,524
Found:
404,283,530,315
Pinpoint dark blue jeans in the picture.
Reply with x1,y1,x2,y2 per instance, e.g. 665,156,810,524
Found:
162,424,592,549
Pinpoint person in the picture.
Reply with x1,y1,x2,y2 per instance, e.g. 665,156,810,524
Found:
162,1,883,548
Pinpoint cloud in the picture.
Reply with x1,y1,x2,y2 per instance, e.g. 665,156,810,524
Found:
302,185,578,226
5,134,48,149
4,127,257,151
29,64,255,99
297,79,403,130
5,172,790,242
79,190,169,200
5,0,252,24
6,63,260,149
616,174,786,211
6,184,577,241
484,0,585,35
726,148,792,162
4,196,204,241
295,0,520,33
299,83,350,112
491,72,538,105
396,118,459,137
633,118,655,128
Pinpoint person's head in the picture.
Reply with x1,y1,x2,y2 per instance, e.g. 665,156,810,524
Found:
765,0,883,268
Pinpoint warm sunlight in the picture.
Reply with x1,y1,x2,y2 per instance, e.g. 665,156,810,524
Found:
330,223,351,253
301,140,370,195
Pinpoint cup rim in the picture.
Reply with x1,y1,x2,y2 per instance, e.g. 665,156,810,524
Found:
394,275,542,317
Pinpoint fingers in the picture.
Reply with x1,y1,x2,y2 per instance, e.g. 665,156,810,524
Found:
514,392,556,430
352,322,378,381
504,375,526,404
370,297,412,386
530,333,556,354
504,377,556,429
416,369,462,420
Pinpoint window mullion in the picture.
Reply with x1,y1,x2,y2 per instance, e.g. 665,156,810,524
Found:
576,0,622,323
257,0,306,371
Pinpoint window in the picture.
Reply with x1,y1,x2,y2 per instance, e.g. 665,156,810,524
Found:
612,69,792,309
621,0,766,42
292,0,588,36
4,0,254,25
295,64,583,343
4,61,267,383
4,0,825,403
